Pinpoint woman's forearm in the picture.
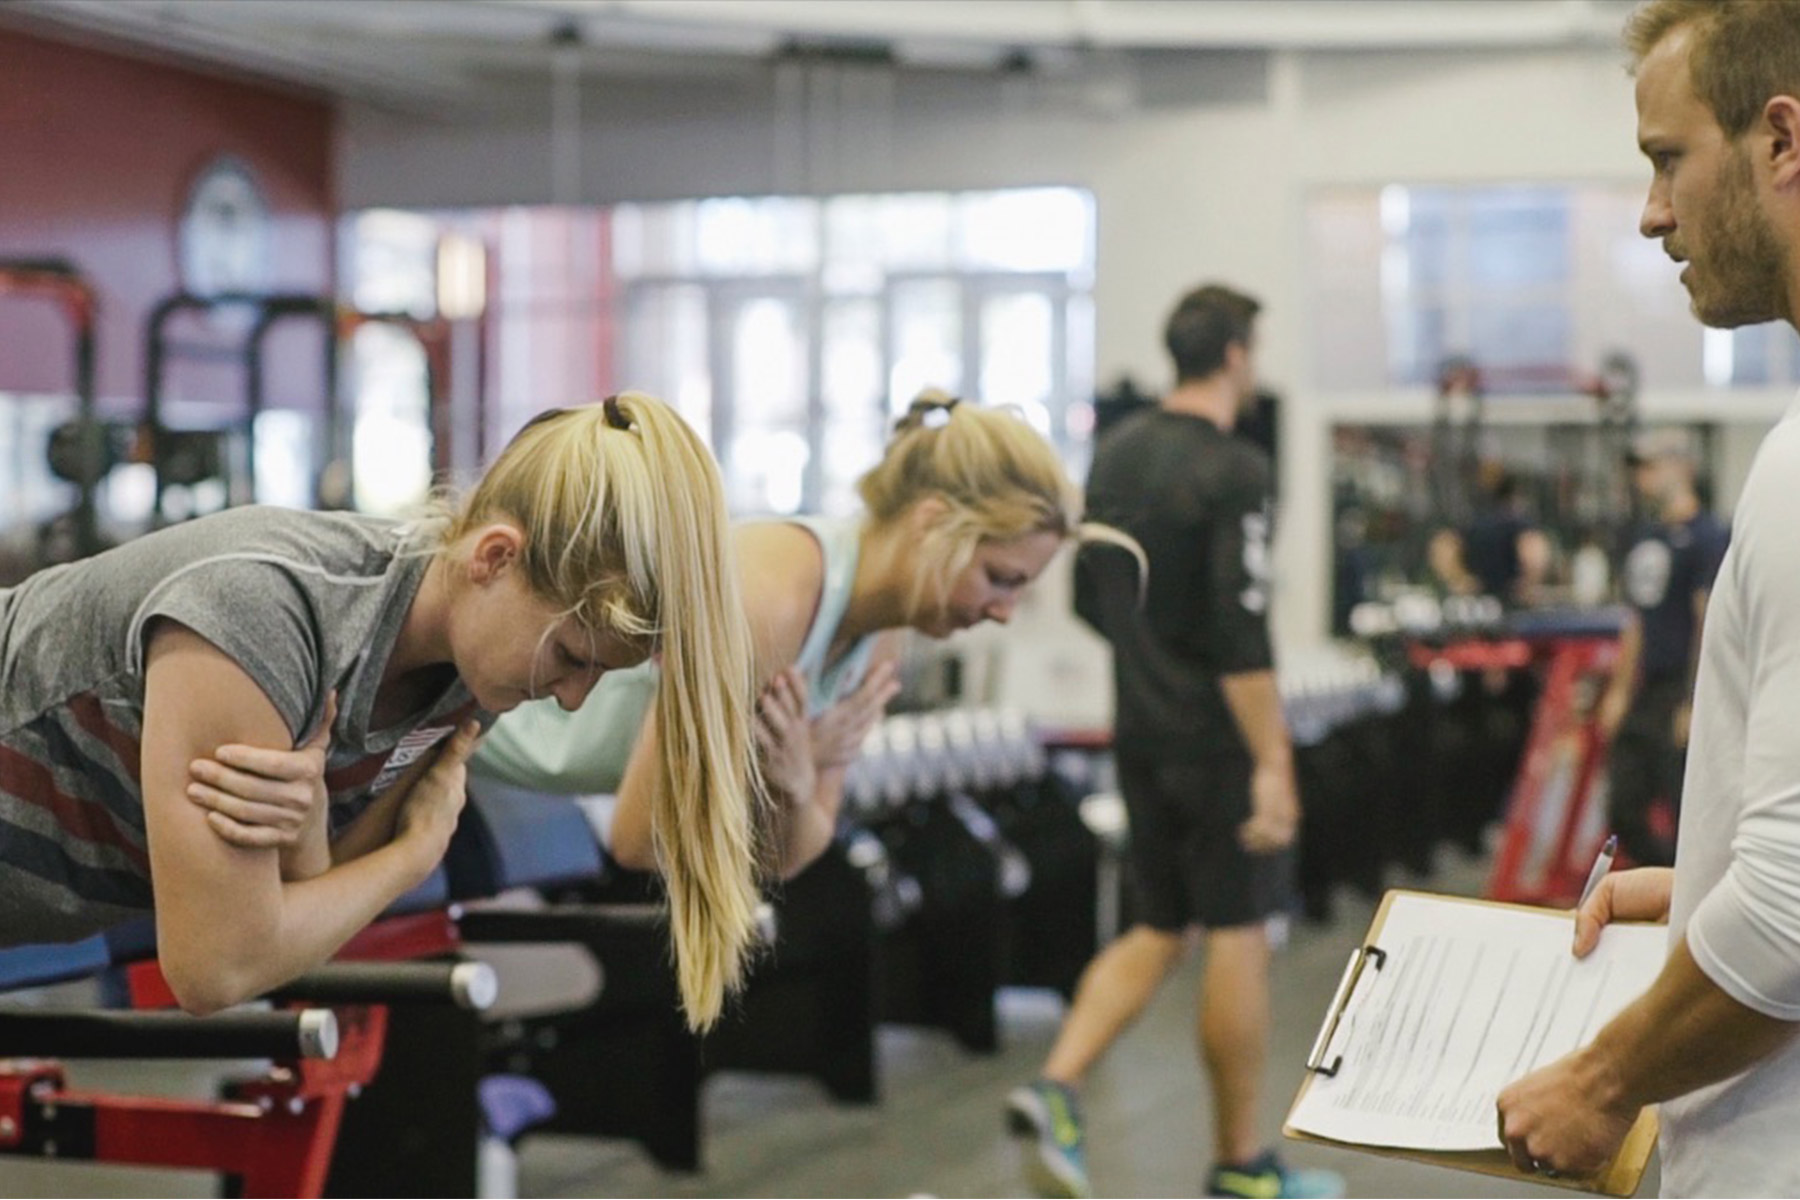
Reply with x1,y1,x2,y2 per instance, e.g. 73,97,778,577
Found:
171,832,441,1013
328,750,443,865
330,788,407,865
777,767,846,878
279,818,333,881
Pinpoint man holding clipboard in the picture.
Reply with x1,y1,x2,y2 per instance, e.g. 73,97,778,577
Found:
1495,3,1800,1194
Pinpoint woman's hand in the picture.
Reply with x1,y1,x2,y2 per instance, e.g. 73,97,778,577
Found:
755,668,817,806
810,660,899,770
188,692,336,851
394,720,483,866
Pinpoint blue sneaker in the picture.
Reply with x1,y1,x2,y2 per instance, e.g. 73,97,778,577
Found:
1206,1150,1344,1199
1004,1079,1092,1198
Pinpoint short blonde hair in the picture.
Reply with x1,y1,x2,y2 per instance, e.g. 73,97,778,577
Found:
1626,0,1800,138
440,394,763,1030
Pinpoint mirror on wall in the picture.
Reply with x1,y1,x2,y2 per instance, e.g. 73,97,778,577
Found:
1328,418,1740,635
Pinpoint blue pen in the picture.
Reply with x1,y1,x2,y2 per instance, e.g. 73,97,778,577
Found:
1578,834,1619,910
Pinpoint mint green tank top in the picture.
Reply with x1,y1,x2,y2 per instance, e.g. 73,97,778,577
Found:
469,516,878,794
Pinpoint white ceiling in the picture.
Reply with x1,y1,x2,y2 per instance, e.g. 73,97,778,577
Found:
11,0,1643,115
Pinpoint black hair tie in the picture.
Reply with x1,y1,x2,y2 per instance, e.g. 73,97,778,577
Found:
602,394,634,431
897,395,959,433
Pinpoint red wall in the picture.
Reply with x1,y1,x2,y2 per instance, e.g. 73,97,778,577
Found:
0,28,335,413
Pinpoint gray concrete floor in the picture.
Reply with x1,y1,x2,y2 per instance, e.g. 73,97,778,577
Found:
0,848,1656,1198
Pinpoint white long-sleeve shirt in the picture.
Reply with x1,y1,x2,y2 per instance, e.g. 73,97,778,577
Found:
1664,399,1800,1196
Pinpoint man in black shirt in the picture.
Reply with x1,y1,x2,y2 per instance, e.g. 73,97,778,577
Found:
1006,284,1340,1200
1596,427,1728,866
1460,467,1551,608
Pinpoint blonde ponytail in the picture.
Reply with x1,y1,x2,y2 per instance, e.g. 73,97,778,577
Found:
441,393,763,1029
629,397,766,1030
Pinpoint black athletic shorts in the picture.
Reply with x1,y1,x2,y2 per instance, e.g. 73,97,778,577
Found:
1117,750,1291,931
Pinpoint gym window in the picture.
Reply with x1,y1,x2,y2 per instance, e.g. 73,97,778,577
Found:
343,186,1096,518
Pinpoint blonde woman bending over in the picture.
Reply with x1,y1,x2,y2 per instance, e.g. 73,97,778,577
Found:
3,394,760,1030
473,390,1133,880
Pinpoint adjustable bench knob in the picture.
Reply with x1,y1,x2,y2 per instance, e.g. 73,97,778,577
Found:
451,961,499,1011
298,1008,339,1059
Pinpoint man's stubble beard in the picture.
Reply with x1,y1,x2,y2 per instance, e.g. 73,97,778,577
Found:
1690,146,1790,330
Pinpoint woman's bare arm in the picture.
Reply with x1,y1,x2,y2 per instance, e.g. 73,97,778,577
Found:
760,654,901,878
186,693,336,881
610,523,820,873
186,692,460,873
143,623,475,1014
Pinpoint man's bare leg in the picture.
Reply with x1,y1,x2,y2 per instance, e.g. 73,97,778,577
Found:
1042,924,1187,1084
1199,922,1271,1165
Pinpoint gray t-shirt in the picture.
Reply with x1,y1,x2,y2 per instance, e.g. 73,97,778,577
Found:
0,506,474,946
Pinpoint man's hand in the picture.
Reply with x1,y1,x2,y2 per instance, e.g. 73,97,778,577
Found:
1238,761,1299,853
1595,687,1630,742
1497,1049,1638,1180
188,691,337,849
1494,868,1673,1178
1572,867,1674,957
755,669,817,806
1671,701,1692,748
809,660,899,770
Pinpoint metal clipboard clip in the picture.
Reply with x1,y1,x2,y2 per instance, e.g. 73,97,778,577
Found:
1304,943,1387,1078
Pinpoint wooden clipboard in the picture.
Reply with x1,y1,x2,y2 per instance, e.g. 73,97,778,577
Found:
1283,889,1658,1197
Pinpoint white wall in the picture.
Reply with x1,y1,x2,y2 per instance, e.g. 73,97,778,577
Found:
342,40,1743,723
